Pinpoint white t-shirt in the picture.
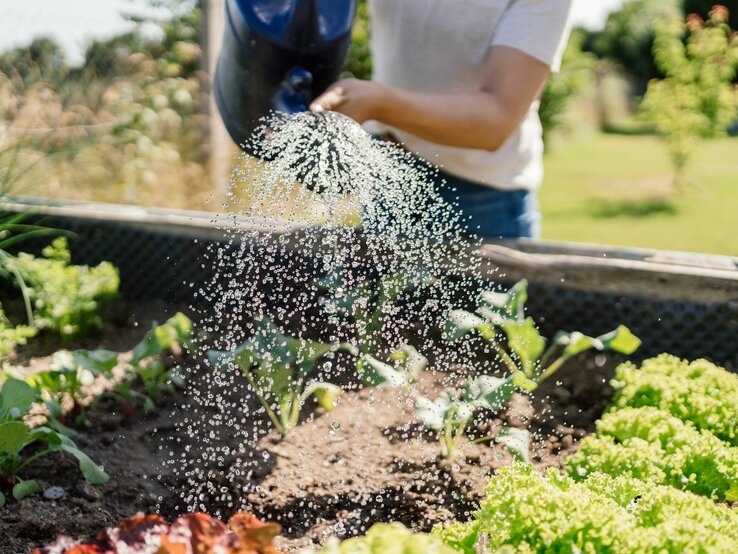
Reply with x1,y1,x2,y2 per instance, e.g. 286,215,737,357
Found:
365,0,573,191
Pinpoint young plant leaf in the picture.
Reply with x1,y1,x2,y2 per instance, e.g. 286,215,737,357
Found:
500,318,546,375
415,392,455,431
495,427,530,462
0,378,37,420
479,280,528,321
0,491,4,507
0,421,31,454
357,354,412,388
58,438,109,485
445,310,486,341
131,312,192,364
301,382,342,411
12,479,40,501
389,344,428,380
464,375,515,412
599,325,641,355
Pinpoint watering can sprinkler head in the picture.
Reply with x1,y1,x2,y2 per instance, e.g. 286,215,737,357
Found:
214,0,357,156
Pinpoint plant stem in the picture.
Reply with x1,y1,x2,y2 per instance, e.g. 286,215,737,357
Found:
16,448,54,473
538,355,569,384
242,371,284,435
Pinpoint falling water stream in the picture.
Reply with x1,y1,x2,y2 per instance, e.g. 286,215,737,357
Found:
167,112,492,528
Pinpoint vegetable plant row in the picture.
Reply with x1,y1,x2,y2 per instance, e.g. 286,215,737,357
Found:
33,354,738,553
0,313,193,506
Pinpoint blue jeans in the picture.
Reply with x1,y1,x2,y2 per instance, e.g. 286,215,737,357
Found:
434,167,541,240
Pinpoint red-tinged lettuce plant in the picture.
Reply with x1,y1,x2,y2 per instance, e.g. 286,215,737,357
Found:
0,377,108,506
33,511,283,554
209,317,355,437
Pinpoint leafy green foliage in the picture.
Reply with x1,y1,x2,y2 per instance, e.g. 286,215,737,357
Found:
640,6,738,187
315,522,458,554
435,463,738,553
9,237,119,339
0,306,36,363
0,377,108,503
209,318,354,437
415,375,520,461
27,349,118,427
342,0,372,81
539,29,597,144
611,354,738,446
568,406,738,500
446,280,640,394
318,271,429,386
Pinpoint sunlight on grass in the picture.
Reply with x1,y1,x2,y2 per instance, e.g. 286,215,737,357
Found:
540,133,738,256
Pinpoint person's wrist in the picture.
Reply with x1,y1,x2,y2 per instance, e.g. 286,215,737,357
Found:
370,81,393,122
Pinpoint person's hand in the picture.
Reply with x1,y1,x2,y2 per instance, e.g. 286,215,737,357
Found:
309,79,388,124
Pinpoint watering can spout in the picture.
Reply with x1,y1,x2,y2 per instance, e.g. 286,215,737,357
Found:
214,0,357,154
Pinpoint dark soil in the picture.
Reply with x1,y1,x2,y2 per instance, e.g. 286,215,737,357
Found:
0,301,618,553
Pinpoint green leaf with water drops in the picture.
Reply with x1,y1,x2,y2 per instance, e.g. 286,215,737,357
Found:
495,427,530,462
302,382,342,411
500,318,546,375
464,375,515,412
445,310,486,341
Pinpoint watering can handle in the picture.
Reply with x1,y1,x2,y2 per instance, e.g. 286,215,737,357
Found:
272,67,314,114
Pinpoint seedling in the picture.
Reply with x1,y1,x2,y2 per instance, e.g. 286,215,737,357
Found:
445,280,641,395
318,270,432,386
0,377,108,506
415,375,526,461
125,312,192,403
28,349,118,427
209,317,355,437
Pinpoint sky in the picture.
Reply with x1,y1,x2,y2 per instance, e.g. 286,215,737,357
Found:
0,0,625,65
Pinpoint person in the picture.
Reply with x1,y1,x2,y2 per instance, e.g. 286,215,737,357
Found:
309,0,574,240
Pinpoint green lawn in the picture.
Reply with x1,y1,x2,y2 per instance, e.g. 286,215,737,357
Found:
540,133,738,256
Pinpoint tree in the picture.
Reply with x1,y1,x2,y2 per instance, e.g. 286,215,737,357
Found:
640,6,738,188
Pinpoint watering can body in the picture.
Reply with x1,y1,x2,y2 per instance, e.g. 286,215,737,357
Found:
215,0,357,153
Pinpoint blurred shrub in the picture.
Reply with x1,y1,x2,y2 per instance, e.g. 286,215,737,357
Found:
640,5,738,188
0,4,209,208
540,29,597,145
343,0,371,80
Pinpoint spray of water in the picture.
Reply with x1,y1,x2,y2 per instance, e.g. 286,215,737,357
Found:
168,111,492,521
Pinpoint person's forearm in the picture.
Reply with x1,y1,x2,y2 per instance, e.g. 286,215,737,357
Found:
374,86,516,152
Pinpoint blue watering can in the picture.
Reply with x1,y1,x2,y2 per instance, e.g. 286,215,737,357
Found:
215,0,357,153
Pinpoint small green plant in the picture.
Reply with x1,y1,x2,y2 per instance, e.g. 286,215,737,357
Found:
415,375,528,462
24,313,192,424
568,406,738,501
445,280,641,394
0,305,36,363
27,349,118,427
313,522,458,554
640,6,738,188
0,377,108,506
122,312,193,405
9,237,120,339
318,270,430,386
434,463,738,553
209,317,355,437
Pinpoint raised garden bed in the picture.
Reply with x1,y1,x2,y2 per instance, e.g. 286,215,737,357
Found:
2,201,737,554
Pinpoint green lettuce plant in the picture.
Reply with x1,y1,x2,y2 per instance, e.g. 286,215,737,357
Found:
611,354,738,446
208,317,355,437
311,522,458,554
446,280,641,395
568,406,738,501
435,463,738,554
9,237,119,339
0,377,108,506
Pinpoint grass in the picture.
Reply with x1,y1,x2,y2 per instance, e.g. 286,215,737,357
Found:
540,133,738,256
